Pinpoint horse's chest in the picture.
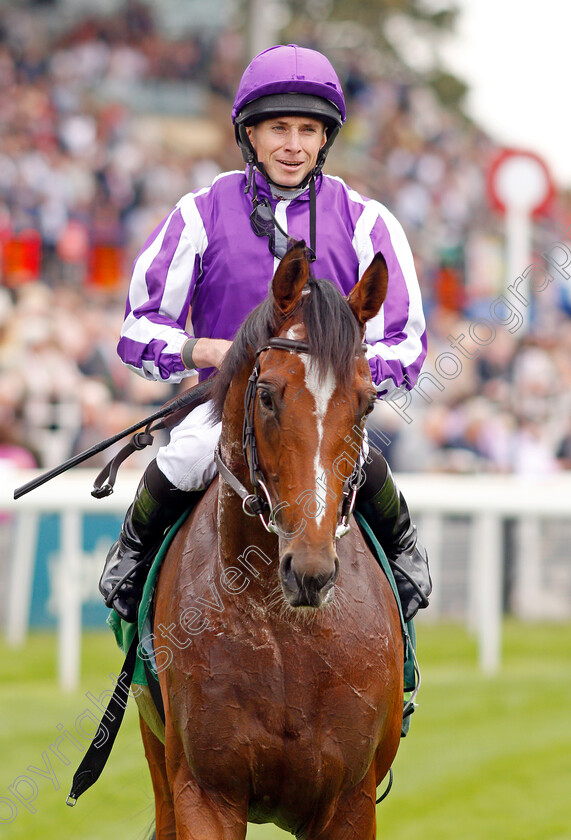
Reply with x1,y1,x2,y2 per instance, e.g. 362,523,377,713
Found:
176,613,396,786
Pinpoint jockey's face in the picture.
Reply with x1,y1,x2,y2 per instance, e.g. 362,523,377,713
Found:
247,116,327,188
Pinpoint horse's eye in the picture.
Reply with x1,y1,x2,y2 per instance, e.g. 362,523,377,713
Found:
258,388,274,411
363,396,376,417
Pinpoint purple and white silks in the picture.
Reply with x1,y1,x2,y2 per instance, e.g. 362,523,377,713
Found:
118,168,427,400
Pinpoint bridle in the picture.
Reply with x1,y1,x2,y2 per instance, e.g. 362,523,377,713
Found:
214,336,365,540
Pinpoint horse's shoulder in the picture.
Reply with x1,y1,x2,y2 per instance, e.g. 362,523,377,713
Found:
338,522,383,576
160,480,219,577
337,524,399,615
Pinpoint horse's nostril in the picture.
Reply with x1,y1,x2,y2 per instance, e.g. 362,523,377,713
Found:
332,556,339,583
280,552,295,585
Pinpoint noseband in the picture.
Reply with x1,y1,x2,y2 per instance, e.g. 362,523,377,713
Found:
214,337,365,540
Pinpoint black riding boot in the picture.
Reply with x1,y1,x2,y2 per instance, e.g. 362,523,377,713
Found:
99,459,198,623
356,449,431,622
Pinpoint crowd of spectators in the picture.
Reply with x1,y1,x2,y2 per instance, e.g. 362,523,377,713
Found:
1,1,571,478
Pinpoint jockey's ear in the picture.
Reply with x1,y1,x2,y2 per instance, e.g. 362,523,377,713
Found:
347,252,388,329
272,241,310,316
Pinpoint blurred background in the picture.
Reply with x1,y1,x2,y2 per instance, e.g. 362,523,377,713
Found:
1,0,570,623
0,1,570,837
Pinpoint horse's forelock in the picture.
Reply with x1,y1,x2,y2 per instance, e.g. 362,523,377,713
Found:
302,277,362,388
209,277,362,424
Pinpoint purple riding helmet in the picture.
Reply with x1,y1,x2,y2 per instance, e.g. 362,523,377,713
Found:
232,44,346,179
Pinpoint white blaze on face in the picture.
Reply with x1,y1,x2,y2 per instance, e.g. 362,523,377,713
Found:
301,355,336,528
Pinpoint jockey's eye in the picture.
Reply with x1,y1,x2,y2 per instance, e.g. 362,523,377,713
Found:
258,388,275,412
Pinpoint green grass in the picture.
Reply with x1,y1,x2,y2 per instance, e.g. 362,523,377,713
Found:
1,621,570,839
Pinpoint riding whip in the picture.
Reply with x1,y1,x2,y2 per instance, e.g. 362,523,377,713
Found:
13,380,212,500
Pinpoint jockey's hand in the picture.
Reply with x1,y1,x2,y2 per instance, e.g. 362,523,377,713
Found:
190,337,232,370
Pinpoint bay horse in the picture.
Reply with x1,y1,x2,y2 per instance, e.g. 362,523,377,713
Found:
137,242,404,839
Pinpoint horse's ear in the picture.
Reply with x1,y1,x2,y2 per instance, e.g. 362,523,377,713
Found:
347,252,388,328
272,241,310,316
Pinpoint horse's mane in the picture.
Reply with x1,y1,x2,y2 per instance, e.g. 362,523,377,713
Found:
209,275,363,423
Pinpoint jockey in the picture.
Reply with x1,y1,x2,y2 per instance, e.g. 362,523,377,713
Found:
99,44,432,625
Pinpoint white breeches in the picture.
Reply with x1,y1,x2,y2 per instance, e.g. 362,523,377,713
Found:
156,401,221,492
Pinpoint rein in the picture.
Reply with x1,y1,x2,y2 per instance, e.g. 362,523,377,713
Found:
215,336,364,539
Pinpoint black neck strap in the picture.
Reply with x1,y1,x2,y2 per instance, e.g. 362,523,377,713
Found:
308,176,316,262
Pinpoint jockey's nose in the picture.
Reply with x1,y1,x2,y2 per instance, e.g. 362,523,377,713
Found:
283,127,302,152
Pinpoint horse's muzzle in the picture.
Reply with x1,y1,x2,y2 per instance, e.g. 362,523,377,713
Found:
279,551,339,608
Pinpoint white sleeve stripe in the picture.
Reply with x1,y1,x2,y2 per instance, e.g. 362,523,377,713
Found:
128,194,207,331
351,200,378,278
161,226,200,320
177,193,208,254
128,208,178,313
121,312,186,349
375,379,409,399
374,205,425,366
160,194,208,319
274,200,289,273
349,197,424,369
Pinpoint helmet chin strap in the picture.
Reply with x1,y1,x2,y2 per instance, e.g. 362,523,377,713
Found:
246,156,317,262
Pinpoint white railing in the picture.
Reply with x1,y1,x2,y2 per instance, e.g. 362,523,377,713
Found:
398,472,571,674
2,469,570,690
3,470,138,693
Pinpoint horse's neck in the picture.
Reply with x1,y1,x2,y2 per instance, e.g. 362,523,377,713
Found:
217,476,276,557
215,473,278,608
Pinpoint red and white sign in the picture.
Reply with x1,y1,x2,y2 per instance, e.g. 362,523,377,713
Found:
487,148,554,217
487,149,555,334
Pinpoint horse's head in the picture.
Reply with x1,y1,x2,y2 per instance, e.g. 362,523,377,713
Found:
249,243,388,608
213,241,387,609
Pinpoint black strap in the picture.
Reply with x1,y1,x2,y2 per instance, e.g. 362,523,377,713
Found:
142,658,166,724
66,633,139,806
262,338,310,354
308,176,317,262
141,597,166,724
91,428,157,498
90,379,216,499
376,767,394,804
